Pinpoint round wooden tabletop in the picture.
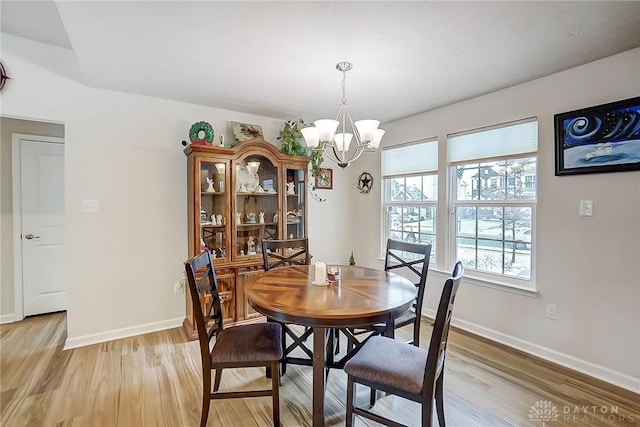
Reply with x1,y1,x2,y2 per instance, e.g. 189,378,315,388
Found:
244,265,417,328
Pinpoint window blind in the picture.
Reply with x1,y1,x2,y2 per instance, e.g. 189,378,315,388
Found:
448,118,538,164
382,138,438,177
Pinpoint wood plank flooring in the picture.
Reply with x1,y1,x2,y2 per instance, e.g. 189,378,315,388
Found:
1,312,638,426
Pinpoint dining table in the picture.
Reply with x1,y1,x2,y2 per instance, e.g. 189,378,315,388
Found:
243,264,417,427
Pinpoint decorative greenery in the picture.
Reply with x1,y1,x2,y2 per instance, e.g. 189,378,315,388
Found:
278,119,324,177
349,252,356,266
278,119,306,156
310,150,323,178
189,121,214,145
308,171,326,202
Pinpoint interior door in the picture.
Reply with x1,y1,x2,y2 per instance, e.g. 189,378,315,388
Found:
20,138,66,316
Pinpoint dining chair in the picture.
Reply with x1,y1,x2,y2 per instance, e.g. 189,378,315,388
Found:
262,238,313,374
185,250,283,427
262,238,310,270
383,239,432,345
345,239,432,353
343,260,464,427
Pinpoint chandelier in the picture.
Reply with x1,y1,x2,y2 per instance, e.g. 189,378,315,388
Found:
301,62,385,168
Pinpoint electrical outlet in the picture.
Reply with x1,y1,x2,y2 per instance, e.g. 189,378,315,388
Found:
545,303,557,320
174,280,184,294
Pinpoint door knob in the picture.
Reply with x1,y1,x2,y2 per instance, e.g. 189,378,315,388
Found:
24,233,40,240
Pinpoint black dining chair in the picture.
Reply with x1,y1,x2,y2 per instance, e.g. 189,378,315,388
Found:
343,261,464,427
185,250,283,427
345,239,432,353
382,239,432,345
262,238,311,270
262,238,313,374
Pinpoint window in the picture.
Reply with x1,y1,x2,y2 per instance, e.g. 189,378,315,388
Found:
448,119,537,282
525,175,535,189
382,139,438,261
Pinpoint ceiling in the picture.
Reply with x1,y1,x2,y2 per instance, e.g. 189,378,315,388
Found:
2,1,640,124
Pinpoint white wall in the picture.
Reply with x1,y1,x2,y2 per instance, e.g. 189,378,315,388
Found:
308,166,358,264
0,34,346,346
351,48,640,392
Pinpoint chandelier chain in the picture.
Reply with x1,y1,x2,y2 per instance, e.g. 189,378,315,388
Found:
341,69,348,107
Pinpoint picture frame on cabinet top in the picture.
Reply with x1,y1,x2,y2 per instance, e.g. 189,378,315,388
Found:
231,121,264,143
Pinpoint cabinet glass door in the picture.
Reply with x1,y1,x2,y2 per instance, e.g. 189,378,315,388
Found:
199,160,228,261
285,168,306,239
234,155,278,261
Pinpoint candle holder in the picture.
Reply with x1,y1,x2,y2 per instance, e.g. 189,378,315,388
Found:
327,266,341,283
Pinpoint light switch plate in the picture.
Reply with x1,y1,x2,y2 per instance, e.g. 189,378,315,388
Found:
81,199,99,213
579,200,593,217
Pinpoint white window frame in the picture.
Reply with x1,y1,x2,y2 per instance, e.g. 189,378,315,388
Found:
381,138,438,261
447,118,538,291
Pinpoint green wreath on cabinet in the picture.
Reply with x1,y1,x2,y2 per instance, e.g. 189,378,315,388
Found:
189,121,214,145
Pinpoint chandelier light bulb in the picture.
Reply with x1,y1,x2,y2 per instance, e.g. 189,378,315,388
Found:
314,119,339,143
354,119,380,143
369,129,386,149
300,127,320,148
334,133,353,152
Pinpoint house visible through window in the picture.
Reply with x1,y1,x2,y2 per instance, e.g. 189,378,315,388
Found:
448,118,537,283
382,138,438,261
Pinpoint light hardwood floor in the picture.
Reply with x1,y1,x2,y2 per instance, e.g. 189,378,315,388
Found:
1,312,638,426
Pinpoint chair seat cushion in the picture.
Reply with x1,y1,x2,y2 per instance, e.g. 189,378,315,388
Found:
354,309,417,333
392,309,416,328
211,323,283,364
344,335,427,395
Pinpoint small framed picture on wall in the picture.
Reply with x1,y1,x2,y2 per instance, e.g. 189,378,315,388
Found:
315,168,333,189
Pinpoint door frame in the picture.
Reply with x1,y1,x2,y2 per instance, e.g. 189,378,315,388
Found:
11,133,65,322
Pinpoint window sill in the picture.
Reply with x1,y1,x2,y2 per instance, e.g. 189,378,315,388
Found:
429,267,539,297
375,256,538,297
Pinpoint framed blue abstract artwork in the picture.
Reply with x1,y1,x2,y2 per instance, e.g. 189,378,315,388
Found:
554,96,640,176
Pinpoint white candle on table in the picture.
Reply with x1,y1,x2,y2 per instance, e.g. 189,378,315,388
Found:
315,262,326,283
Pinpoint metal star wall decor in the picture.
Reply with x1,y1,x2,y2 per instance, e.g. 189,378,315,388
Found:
0,62,10,91
357,172,373,194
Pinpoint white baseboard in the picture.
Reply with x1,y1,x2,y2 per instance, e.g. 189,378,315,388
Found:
0,313,19,324
423,309,640,394
64,317,185,350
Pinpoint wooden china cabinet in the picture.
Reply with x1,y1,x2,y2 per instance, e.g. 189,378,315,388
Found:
183,139,309,339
